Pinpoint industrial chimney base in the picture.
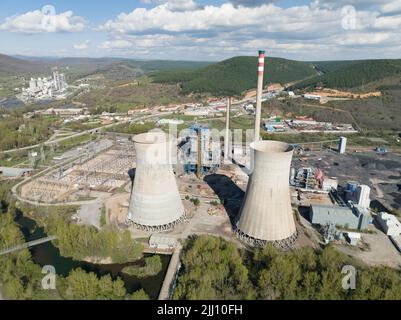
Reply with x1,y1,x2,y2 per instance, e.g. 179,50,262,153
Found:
126,214,186,232
235,229,298,251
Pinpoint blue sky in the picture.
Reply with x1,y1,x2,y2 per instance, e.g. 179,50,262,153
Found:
0,0,401,61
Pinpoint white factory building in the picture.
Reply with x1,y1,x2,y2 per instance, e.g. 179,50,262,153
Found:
377,212,401,237
20,71,68,101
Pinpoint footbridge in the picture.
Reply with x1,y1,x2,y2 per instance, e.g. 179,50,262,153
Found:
0,236,58,256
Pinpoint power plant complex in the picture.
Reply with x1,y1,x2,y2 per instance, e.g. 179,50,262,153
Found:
125,51,298,250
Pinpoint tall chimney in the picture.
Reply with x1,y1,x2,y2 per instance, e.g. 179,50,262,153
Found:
254,50,265,142
224,97,231,161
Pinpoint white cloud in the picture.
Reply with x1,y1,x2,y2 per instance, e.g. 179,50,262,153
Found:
380,0,401,14
73,40,90,50
140,0,198,11
98,40,133,49
96,1,401,60
0,8,86,34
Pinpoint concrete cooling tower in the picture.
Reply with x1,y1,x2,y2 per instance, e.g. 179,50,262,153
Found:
236,141,297,249
127,132,185,231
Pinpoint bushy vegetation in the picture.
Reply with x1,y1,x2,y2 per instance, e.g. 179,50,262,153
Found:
0,116,57,151
61,269,126,300
174,236,255,300
74,82,194,112
189,197,200,206
41,211,143,263
152,56,318,96
174,236,401,300
0,212,58,299
106,122,156,135
122,255,163,278
0,182,149,300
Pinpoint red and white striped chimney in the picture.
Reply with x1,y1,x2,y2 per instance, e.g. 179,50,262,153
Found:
254,50,265,141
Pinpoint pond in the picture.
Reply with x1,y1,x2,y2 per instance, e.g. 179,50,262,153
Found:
15,214,170,300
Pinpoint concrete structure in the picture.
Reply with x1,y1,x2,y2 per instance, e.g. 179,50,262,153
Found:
344,232,361,246
339,136,347,154
236,141,297,249
149,234,178,250
310,204,371,230
127,132,185,231
224,97,231,161
53,71,67,92
254,50,265,141
377,212,401,236
322,178,338,191
356,185,371,209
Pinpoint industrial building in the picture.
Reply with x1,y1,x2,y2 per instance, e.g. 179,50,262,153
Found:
264,120,285,133
19,71,68,102
309,204,371,230
180,125,220,178
127,132,185,231
344,182,371,209
236,141,297,249
377,212,401,236
0,167,33,178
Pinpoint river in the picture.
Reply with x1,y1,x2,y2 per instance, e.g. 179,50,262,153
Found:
15,214,170,300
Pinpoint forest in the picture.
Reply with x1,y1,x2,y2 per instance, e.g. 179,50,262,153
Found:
0,116,57,151
174,235,401,300
291,59,401,90
38,209,143,263
152,56,318,96
0,182,148,300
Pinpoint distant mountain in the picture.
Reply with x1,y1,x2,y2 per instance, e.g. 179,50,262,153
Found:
82,59,212,81
290,59,401,90
0,54,48,75
151,56,319,96
0,53,212,81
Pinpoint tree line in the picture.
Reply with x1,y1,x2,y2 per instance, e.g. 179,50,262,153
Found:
174,235,401,300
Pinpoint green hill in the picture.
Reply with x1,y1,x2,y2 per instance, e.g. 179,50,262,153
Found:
0,53,212,79
290,59,401,90
151,56,318,96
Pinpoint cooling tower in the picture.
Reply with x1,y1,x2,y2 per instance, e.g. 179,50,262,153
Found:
236,141,297,249
127,132,185,231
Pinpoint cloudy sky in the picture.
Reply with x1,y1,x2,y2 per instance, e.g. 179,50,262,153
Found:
0,0,401,61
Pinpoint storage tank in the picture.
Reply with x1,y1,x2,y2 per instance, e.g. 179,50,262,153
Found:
235,141,297,249
127,132,185,231
339,136,347,154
